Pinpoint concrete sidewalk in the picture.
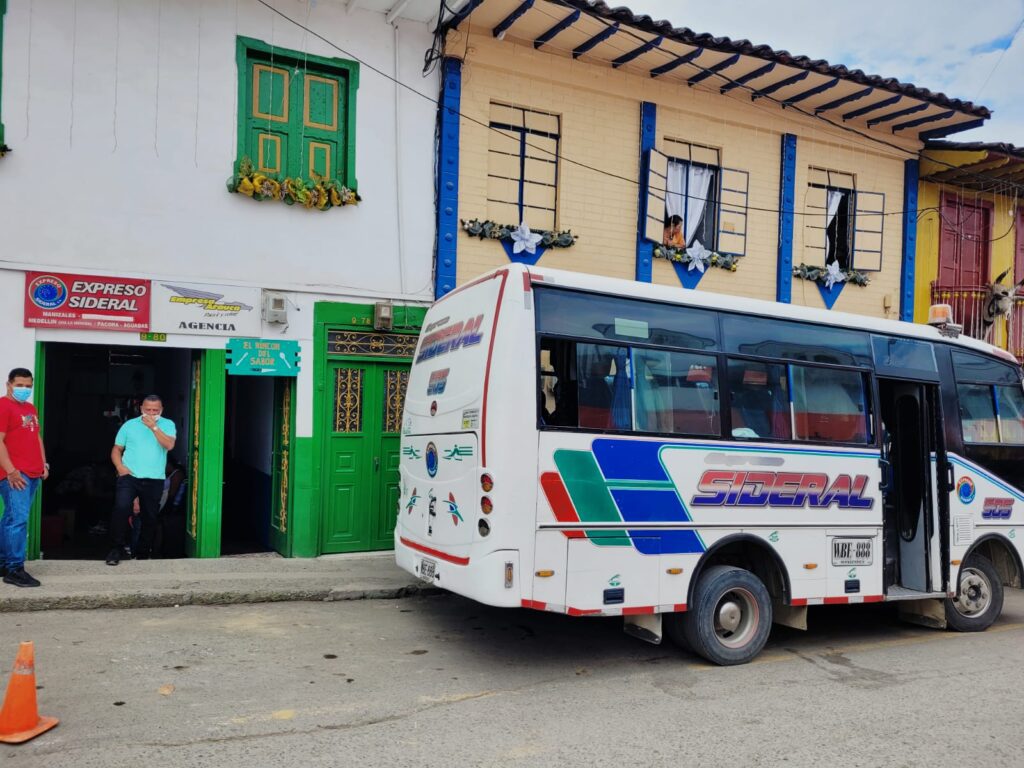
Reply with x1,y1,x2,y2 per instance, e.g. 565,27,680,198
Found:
0,552,437,612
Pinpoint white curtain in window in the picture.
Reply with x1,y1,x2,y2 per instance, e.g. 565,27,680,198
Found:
666,160,686,220
825,189,845,262
685,165,714,247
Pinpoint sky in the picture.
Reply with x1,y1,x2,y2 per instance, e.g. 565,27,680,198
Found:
627,0,1024,146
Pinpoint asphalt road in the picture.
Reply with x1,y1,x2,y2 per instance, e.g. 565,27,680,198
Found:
2,590,1023,768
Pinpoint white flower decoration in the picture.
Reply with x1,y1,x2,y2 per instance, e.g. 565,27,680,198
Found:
511,221,543,255
685,241,711,273
824,260,846,290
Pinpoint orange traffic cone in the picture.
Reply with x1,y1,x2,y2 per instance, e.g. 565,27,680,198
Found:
0,642,59,744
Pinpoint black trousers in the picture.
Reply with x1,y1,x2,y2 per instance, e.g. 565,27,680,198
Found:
111,476,164,555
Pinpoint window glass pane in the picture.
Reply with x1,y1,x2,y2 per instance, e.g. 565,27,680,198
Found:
727,360,791,440
952,351,1021,384
958,384,998,443
722,315,871,366
997,385,1024,444
634,349,720,436
539,337,577,428
535,287,718,350
791,365,869,444
871,336,938,375
577,343,631,431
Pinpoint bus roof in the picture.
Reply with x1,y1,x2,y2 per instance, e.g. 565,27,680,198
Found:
497,263,1016,364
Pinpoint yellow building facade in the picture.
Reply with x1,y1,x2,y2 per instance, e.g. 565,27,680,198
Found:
435,0,989,320
913,142,1024,357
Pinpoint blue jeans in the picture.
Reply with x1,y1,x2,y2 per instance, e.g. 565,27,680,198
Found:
0,476,40,571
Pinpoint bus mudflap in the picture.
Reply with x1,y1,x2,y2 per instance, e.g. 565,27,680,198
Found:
624,613,663,645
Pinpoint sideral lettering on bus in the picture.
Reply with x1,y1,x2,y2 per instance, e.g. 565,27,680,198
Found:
415,315,485,363
691,470,874,509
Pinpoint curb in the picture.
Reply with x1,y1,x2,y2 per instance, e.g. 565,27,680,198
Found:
0,582,441,613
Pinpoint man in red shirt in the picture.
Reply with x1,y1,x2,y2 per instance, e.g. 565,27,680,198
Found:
0,368,48,587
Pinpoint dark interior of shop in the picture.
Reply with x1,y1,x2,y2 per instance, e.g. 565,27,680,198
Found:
222,375,274,556
40,343,191,560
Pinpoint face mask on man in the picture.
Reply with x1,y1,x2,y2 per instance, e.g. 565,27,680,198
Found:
11,387,31,403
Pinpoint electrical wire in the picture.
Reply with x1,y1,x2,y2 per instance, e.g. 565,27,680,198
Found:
253,0,1022,237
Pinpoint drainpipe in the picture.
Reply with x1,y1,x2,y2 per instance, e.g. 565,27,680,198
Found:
392,19,408,296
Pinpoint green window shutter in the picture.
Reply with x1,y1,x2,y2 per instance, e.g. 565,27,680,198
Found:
235,37,359,190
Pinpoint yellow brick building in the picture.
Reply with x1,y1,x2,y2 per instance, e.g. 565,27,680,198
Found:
434,0,989,320
913,142,1024,357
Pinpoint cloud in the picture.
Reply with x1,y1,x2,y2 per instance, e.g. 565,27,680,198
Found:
627,0,1024,144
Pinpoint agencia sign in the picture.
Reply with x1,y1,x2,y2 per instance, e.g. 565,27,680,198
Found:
150,281,262,337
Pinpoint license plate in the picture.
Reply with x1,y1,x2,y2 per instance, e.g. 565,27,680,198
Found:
832,538,873,566
419,557,436,582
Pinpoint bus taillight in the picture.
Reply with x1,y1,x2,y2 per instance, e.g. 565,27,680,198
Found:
481,496,493,514
480,473,494,492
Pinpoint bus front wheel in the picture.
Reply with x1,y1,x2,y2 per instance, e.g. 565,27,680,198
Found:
945,554,1003,632
681,565,772,666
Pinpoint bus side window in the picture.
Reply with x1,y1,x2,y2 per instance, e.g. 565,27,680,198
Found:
997,384,1024,443
790,365,869,444
577,344,623,430
726,360,791,440
539,337,579,428
958,384,998,444
634,348,720,436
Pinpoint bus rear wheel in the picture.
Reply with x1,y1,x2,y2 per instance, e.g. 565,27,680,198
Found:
682,565,772,666
945,553,1003,632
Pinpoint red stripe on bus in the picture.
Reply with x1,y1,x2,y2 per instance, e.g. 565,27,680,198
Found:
790,598,808,607
567,607,602,616
433,269,507,304
673,603,688,612
399,537,470,566
480,270,509,466
823,597,849,605
622,606,656,616
863,595,884,603
521,599,547,610
523,272,532,292
539,473,586,538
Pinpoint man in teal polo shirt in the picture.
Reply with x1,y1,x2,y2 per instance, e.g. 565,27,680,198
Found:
107,395,176,565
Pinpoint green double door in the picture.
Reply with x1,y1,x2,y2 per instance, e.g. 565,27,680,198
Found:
321,361,408,552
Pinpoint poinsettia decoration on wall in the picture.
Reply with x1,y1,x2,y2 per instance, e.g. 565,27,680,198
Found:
653,242,739,273
461,219,577,251
793,262,870,288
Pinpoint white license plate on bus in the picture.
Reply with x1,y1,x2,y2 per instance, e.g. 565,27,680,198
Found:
419,557,437,582
832,538,873,566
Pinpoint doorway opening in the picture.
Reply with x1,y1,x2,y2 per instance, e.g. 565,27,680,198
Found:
222,376,292,556
878,379,941,593
40,342,192,560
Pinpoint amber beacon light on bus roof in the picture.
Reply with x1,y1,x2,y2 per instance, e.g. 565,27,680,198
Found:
927,304,962,339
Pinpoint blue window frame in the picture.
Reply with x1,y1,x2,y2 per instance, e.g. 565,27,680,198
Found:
487,102,560,231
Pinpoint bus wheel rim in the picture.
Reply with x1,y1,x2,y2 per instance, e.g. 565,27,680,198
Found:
954,568,991,617
714,588,759,648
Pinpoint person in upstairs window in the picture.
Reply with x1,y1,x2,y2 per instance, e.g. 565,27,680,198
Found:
0,368,48,588
107,395,176,566
663,214,684,248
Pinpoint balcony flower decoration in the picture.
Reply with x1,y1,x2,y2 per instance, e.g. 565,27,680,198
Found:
227,156,360,210
461,218,577,250
793,261,870,287
653,242,739,272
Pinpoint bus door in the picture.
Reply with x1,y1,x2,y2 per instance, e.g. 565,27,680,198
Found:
877,378,947,593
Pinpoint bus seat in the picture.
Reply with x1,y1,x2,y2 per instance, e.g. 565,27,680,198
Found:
578,360,613,429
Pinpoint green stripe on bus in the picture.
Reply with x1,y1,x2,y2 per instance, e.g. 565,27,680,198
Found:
552,449,630,546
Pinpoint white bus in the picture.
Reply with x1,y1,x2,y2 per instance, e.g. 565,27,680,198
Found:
395,264,1024,665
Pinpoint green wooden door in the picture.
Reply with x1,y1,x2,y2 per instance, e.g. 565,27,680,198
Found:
321,362,408,552
269,377,295,556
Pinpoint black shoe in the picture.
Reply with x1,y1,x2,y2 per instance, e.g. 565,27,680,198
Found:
105,548,122,566
3,568,41,588
0,565,6,578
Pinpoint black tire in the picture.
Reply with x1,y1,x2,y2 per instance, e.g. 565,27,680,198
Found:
945,553,1003,632
663,611,692,652
682,565,772,666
